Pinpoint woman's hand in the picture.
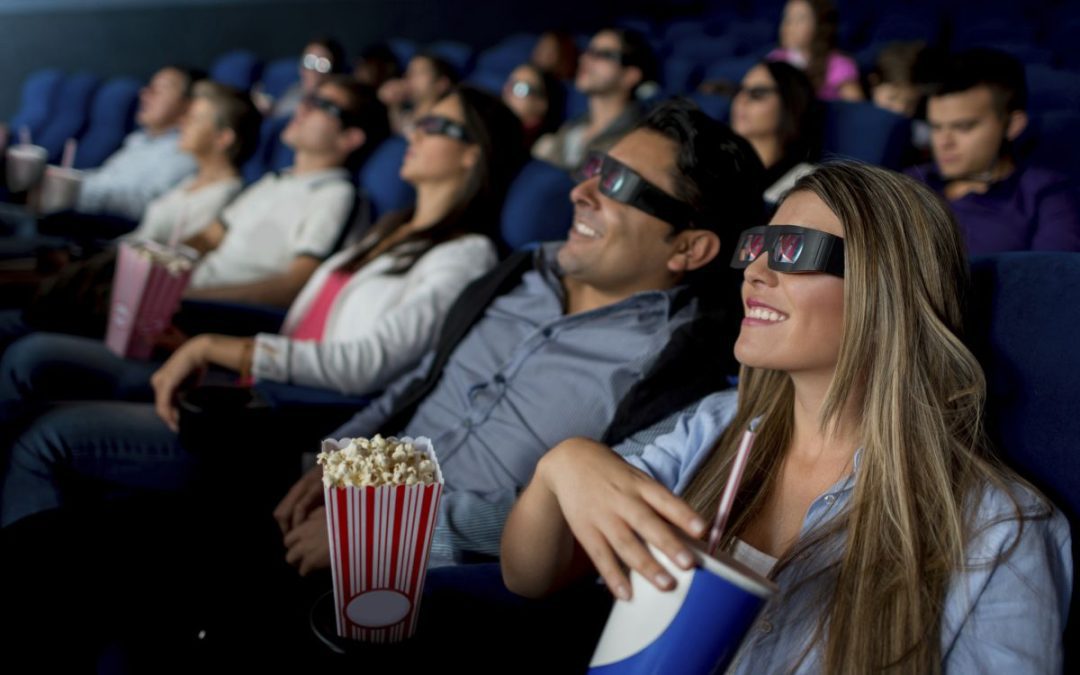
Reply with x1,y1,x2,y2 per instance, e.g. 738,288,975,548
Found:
150,335,212,431
526,438,707,600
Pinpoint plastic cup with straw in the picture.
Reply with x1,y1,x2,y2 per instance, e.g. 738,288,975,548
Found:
588,425,776,675
38,138,84,214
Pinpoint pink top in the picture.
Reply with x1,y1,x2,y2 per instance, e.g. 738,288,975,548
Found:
290,268,354,341
766,48,860,101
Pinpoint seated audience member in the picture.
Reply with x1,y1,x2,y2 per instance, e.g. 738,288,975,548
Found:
867,41,928,119
532,30,579,81
532,28,657,171
908,49,1080,254
502,162,1072,673
767,0,862,102
0,82,261,349
0,86,525,528
731,61,821,207
268,98,764,574
379,51,459,136
501,63,565,150
126,81,260,244
183,75,387,306
352,43,402,89
257,37,347,119
69,66,204,221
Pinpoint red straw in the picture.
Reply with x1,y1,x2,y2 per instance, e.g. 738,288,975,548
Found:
61,138,77,169
707,428,756,556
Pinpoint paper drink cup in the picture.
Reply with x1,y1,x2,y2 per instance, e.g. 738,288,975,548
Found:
323,436,444,643
38,165,83,214
5,144,48,192
588,545,777,674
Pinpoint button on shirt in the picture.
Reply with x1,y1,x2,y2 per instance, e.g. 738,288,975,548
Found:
335,243,700,561
191,168,354,289
618,390,1073,674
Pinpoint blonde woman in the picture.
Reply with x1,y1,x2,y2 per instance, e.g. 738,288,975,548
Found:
502,162,1071,672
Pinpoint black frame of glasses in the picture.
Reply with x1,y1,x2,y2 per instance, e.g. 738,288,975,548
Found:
730,225,846,277
302,93,363,129
413,114,473,143
575,152,698,231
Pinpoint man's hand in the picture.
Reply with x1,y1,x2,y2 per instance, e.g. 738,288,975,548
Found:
273,465,325,535
283,507,331,576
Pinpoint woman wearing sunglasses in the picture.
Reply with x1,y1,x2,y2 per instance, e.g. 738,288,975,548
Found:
501,162,1070,672
0,86,527,527
501,63,565,152
731,61,822,209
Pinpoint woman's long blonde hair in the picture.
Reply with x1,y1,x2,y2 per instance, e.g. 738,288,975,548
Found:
682,162,1038,673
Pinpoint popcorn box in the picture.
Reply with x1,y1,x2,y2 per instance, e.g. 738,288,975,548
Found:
104,240,196,360
322,436,444,643
588,545,776,674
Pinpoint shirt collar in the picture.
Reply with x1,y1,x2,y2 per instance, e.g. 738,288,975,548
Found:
277,166,351,189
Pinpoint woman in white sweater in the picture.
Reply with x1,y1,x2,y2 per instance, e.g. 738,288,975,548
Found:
148,86,526,428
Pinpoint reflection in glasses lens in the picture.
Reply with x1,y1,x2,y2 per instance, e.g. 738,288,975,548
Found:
302,53,332,74
742,233,765,261
510,81,539,99
776,235,804,264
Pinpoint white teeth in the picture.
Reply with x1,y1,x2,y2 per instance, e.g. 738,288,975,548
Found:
746,306,788,322
574,221,599,238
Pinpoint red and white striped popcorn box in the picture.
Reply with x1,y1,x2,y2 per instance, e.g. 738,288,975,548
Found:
322,436,444,643
104,240,196,360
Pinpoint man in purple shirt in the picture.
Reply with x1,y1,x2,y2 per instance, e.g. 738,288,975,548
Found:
908,48,1080,255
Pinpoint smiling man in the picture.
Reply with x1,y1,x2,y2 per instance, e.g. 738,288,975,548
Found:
273,99,765,574
908,48,1080,254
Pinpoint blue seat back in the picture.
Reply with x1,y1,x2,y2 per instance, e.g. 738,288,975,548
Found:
1026,65,1080,114
9,68,65,141
210,50,263,91
967,252,1080,668
358,136,415,223
689,93,732,124
473,33,537,83
260,57,300,100
74,77,140,169
1024,111,1080,180
241,115,292,184
822,101,910,168
428,40,475,78
37,72,101,163
500,159,575,249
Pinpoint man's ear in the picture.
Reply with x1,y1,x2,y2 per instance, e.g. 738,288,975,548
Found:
214,127,237,156
667,230,721,274
340,127,367,155
1005,109,1028,141
620,65,644,94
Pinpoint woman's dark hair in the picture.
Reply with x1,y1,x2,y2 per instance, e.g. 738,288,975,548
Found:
763,60,822,163
191,80,262,169
307,36,348,74
799,0,840,94
343,85,526,274
354,43,402,89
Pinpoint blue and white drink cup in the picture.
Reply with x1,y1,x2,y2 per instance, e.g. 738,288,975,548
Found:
588,545,777,674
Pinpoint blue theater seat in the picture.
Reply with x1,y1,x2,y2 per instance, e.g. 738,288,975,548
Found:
210,49,263,91
689,92,731,124
473,33,537,83
967,251,1080,670
74,77,140,169
8,68,65,141
428,40,475,77
242,115,292,184
1026,65,1080,114
259,57,300,101
1024,111,1080,180
36,72,101,163
358,136,415,223
500,159,575,249
821,101,910,168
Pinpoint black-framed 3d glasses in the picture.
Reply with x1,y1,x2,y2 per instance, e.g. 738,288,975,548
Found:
575,152,698,231
301,93,363,128
413,114,473,143
730,225,845,277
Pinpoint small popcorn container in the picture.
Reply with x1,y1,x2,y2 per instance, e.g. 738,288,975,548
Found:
322,436,444,643
588,545,777,674
104,240,196,360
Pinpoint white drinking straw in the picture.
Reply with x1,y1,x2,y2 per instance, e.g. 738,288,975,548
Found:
707,428,756,556
61,138,77,169
19,126,30,146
